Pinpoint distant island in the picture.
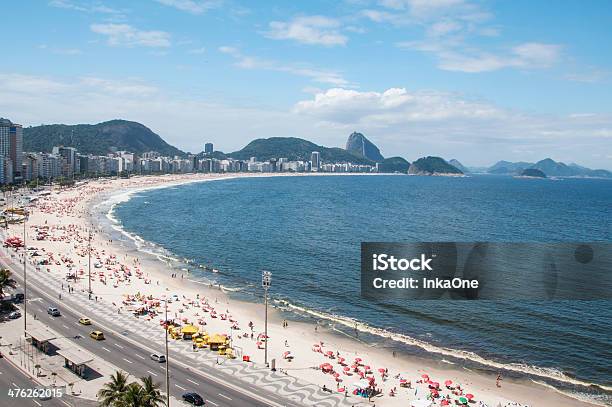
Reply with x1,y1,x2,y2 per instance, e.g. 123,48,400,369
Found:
520,168,547,178
408,156,463,176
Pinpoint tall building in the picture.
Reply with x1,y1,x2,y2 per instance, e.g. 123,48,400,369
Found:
311,151,320,171
204,143,214,155
52,146,79,177
0,118,23,180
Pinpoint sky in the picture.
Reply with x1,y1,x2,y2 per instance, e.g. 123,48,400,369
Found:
1,0,611,168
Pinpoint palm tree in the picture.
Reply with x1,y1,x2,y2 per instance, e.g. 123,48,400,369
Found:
0,269,16,299
97,371,130,407
140,375,166,407
117,382,147,407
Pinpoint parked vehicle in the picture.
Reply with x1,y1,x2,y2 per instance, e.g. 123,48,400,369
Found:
8,311,21,319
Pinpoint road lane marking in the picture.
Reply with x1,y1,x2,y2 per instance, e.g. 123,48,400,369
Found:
135,354,145,360
60,400,71,407
122,358,133,364
206,400,218,406
175,384,186,391
101,347,111,352
218,393,232,400
12,382,17,387
186,378,199,386
62,324,69,329
114,343,124,349
146,370,158,377
33,400,41,406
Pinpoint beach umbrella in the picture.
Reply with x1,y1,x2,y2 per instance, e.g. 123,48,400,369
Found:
444,380,453,386
465,394,474,400
378,368,386,373
421,374,429,379
343,366,350,372
432,382,440,389
458,397,468,405
440,400,449,406
333,372,340,378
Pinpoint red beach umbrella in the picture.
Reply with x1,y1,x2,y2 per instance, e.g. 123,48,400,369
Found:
444,380,453,386
343,366,350,371
441,400,450,406
421,374,429,379
466,394,474,400
378,368,386,373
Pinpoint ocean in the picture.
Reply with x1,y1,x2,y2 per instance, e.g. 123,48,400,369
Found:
107,174,612,405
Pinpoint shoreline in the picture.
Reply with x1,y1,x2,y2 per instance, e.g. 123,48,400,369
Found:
13,172,608,407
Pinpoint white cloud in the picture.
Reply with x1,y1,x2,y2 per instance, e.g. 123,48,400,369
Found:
188,47,206,55
155,0,221,15
90,23,171,48
49,0,123,15
219,46,349,86
266,16,348,46
293,87,612,167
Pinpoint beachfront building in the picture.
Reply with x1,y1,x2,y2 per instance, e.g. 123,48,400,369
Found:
311,151,320,172
36,152,63,180
0,156,13,184
0,118,23,182
52,146,80,178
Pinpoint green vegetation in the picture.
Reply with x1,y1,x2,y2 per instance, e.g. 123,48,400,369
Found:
377,157,410,173
24,120,184,157
229,137,373,164
0,269,17,299
408,156,463,175
97,371,165,407
521,168,547,178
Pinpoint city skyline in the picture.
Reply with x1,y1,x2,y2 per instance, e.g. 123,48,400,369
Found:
0,1,611,168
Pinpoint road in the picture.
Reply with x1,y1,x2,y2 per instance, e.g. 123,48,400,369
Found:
1,252,306,407
0,354,96,407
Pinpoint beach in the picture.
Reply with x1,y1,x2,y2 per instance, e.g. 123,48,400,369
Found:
4,172,604,407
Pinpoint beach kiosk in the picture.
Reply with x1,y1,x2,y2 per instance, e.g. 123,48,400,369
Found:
56,347,94,379
181,324,199,340
208,334,228,351
26,328,56,355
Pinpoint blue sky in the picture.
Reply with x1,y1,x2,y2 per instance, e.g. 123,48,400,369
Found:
1,0,611,168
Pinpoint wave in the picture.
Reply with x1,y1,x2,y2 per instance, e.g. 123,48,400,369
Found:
96,175,611,406
273,297,612,394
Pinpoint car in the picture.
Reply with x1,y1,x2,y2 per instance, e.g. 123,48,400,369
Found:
89,331,105,340
8,311,21,319
47,307,60,317
79,317,92,325
182,392,204,406
150,353,166,363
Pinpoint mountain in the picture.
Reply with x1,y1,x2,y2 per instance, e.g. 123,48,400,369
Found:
377,157,410,173
408,156,463,175
345,132,384,162
229,137,373,164
520,168,546,178
488,159,611,178
448,159,469,173
23,120,184,157
487,160,534,175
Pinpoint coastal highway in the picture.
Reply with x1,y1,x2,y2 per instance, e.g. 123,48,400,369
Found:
0,354,96,407
1,255,304,407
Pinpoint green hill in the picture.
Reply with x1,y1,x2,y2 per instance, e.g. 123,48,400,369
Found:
520,168,547,178
408,156,463,175
23,119,184,157
229,137,373,164
377,157,410,173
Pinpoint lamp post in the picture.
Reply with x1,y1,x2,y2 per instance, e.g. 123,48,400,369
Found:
88,229,92,300
261,271,272,367
165,298,170,407
23,209,29,337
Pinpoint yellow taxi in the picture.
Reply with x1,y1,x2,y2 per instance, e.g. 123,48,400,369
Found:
79,317,92,325
90,330,105,340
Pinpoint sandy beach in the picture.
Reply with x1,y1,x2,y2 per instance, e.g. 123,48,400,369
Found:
4,172,603,407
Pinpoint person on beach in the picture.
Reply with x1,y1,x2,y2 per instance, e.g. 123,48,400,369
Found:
496,373,502,388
